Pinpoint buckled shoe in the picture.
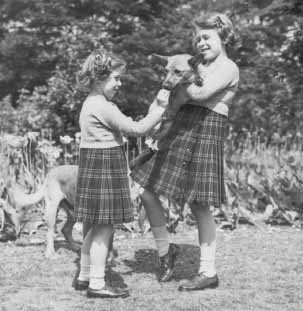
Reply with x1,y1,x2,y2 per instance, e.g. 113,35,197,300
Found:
158,243,180,282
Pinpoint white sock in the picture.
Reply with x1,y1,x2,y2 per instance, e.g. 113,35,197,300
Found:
89,264,105,290
199,241,217,277
151,226,169,257
78,253,90,281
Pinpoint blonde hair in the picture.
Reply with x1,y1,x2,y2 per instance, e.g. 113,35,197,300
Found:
193,12,235,47
77,47,126,90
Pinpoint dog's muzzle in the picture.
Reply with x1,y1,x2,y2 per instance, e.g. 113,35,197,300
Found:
162,81,174,91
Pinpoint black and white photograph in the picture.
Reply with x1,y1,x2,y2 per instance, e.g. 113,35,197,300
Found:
0,0,302,310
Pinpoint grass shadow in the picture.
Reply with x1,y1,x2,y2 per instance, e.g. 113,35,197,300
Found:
173,243,200,280
123,248,158,275
122,243,200,280
54,240,81,254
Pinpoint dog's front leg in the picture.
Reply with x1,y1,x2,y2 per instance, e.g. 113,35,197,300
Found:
44,198,58,258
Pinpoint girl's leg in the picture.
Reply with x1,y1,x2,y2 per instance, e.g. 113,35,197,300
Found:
179,202,218,291
89,224,114,290
191,203,217,277
78,223,93,282
140,189,168,256
140,189,179,282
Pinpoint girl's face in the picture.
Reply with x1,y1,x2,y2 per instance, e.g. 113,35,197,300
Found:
194,28,224,61
102,70,122,99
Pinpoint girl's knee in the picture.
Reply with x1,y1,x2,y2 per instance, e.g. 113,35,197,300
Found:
140,188,158,205
91,224,114,236
190,202,212,214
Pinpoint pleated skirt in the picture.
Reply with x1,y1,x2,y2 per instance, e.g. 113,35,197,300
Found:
131,105,227,208
75,146,134,224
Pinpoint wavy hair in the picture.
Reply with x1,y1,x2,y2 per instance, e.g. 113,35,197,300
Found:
193,12,236,48
77,47,126,91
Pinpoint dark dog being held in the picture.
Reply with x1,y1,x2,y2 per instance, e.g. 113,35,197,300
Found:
129,53,202,169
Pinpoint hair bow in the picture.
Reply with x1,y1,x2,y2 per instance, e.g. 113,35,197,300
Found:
214,16,225,29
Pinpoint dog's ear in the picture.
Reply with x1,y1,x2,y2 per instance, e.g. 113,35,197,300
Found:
148,54,168,66
188,54,203,69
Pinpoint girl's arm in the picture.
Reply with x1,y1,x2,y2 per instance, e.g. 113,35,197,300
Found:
186,61,239,102
101,96,167,137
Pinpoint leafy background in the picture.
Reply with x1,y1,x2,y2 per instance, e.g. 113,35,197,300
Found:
0,0,302,139
0,0,303,229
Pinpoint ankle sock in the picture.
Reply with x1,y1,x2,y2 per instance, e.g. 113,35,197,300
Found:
89,264,105,290
151,225,169,257
198,241,217,277
78,253,90,281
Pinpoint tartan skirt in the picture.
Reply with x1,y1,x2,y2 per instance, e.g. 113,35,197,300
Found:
75,147,134,224
130,105,227,208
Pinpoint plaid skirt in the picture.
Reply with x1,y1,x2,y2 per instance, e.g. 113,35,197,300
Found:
131,105,227,208
75,147,134,224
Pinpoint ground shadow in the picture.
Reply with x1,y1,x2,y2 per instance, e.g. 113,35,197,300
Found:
54,240,81,254
123,248,158,275
123,243,200,280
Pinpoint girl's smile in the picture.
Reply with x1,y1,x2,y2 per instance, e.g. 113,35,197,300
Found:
195,29,225,61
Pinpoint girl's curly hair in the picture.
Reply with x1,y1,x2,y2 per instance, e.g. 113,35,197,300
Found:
77,47,126,90
192,12,236,48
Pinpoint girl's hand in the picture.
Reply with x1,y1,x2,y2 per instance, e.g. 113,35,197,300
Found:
156,89,171,108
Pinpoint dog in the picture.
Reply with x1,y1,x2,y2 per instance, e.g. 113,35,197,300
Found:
129,53,201,169
147,53,202,144
4,165,137,259
4,165,80,257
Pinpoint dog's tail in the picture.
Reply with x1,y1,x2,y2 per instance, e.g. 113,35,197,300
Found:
12,185,45,207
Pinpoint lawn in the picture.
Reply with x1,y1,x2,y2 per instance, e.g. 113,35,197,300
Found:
0,223,303,311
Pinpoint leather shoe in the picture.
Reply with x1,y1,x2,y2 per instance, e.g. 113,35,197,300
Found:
87,285,130,299
158,243,180,282
178,273,219,291
74,279,89,291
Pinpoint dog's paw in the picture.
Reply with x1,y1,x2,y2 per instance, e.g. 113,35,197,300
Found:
45,249,57,259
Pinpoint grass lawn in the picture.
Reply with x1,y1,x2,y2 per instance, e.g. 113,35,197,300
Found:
0,224,303,311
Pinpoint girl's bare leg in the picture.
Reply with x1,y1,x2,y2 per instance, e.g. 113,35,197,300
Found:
140,189,179,282
140,189,166,227
140,189,168,256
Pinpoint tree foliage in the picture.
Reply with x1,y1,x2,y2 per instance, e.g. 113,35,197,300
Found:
0,0,302,140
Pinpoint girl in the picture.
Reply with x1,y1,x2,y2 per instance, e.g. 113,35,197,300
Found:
131,12,239,291
74,47,168,298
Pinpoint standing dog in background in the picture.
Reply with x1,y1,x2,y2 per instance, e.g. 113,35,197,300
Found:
4,165,81,257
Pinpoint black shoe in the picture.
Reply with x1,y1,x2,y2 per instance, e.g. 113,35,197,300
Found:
74,279,89,291
158,243,180,282
178,273,219,291
87,285,130,299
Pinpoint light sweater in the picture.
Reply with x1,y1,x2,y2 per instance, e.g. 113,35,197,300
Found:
187,56,239,116
79,95,165,148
